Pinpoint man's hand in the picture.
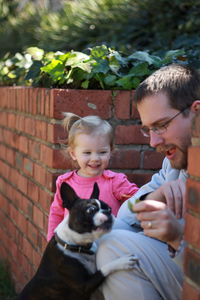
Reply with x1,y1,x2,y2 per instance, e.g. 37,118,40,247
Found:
144,179,186,218
133,200,183,250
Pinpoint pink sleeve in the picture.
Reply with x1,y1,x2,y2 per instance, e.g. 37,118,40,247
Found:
112,173,139,203
47,176,65,241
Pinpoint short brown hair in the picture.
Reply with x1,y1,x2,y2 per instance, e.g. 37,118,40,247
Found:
134,64,200,112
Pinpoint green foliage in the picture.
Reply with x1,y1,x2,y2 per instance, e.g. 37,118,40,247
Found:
0,260,17,300
0,46,188,89
0,0,200,68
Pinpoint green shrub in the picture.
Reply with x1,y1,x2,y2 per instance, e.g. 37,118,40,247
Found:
0,0,200,67
0,46,188,89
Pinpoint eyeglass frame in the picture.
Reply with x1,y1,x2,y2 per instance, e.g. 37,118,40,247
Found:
140,106,191,137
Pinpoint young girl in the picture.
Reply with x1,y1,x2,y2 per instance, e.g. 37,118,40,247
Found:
47,113,139,241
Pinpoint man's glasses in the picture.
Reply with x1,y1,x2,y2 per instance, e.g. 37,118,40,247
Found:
140,106,190,138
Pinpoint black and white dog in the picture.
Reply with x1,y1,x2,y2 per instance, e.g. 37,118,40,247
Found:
18,182,136,300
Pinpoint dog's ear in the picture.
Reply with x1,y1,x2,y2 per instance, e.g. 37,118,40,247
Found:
90,182,99,199
60,182,79,210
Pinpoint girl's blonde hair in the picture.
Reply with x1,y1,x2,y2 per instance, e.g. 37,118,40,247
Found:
62,112,114,150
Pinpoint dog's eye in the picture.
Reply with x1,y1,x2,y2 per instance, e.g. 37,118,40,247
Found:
86,206,96,214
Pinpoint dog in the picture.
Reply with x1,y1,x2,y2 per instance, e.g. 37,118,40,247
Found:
18,182,137,300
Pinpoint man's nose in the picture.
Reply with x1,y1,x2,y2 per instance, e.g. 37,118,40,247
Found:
149,131,164,148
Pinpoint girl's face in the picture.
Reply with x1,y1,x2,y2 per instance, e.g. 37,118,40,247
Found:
69,133,111,177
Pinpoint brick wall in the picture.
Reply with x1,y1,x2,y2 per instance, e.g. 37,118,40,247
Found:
0,87,164,292
183,111,200,299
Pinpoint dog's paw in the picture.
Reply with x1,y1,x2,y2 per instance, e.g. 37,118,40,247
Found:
100,255,138,276
114,255,138,270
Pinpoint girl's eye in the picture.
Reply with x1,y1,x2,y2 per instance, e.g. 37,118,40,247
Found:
100,151,107,154
83,152,91,155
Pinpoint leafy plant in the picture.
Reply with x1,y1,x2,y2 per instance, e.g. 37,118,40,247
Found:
0,45,188,89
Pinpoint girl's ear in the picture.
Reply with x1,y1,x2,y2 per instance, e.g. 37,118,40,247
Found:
68,147,76,161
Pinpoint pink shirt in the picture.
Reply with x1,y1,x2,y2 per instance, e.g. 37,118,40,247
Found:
47,170,138,241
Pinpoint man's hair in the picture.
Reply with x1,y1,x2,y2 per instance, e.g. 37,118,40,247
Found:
62,112,114,150
134,64,200,112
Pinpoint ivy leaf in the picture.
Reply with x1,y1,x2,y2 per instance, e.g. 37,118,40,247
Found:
81,80,89,89
90,45,109,59
25,60,43,81
26,47,44,61
128,51,161,66
41,59,65,81
104,74,117,86
129,62,151,77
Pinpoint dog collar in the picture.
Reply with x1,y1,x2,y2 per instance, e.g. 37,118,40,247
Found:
54,233,95,255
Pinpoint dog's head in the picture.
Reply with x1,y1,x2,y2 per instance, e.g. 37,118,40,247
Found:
60,182,113,238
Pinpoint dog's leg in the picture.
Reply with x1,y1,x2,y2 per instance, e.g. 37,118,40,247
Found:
100,255,138,277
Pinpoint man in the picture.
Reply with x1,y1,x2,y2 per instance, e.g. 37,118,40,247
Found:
93,64,200,300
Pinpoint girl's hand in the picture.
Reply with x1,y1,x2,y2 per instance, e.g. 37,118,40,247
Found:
133,200,183,249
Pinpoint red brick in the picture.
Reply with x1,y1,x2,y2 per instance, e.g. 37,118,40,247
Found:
143,150,164,170
186,178,200,214
46,171,55,191
16,115,25,132
40,144,53,167
27,180,39,203
24,117,36,136
38,187,53,213
23,157,33,176
44,88,52,117
35,119,47,140
53,148,71,169
124,172,154,188
17,174,28,195
32,248,42,269
22,237,33,260
0,144,6,161
33,206,44,230
0,111,8,127
114,90,132,119
7,113,16,129
53,89,112,119
185,212,200,249
6,147,15,165
18,135,28,154
17,212,28,235
109,148,140,169
182,281,200,300
131,99,140,119
27,222,38,245
28,140,41,160
115,124,149,145
188,146,200,178
34,163,47,186
184,247,200,287
47,123,66,144
21,195,33,219
36,88,45,115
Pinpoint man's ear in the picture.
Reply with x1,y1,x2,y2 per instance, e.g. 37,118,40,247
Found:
191,100,200,112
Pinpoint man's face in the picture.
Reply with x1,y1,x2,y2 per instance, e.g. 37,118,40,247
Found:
137,93,193,170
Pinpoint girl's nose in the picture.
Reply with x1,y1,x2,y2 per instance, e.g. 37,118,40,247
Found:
149,131,164,148
90,153,99,161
